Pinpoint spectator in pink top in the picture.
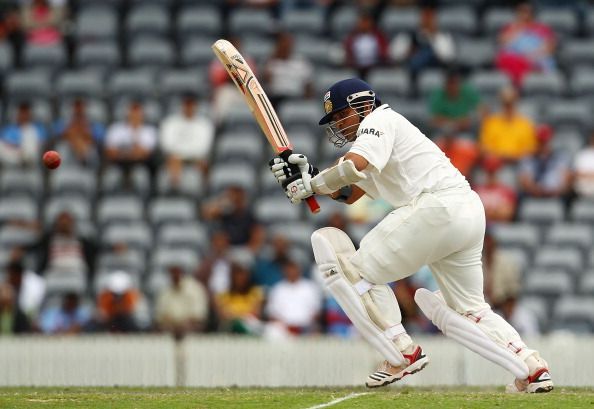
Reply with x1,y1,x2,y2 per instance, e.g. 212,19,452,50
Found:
495,2,556,85
21,0,65,47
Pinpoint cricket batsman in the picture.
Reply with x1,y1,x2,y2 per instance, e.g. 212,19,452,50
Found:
269,78,553,393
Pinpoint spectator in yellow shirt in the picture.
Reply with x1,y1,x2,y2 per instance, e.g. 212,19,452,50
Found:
479,86,536,161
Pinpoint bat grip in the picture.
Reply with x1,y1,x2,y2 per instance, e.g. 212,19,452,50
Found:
305,197,321,214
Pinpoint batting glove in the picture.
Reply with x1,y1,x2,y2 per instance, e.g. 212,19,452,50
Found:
269,157,292,185
283,173,314,204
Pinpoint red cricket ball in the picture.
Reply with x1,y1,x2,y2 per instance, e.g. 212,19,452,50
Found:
42,150,61,170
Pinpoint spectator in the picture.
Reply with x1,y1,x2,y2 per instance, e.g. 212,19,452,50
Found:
474,156,518,223
5,258,45,320
215,262,264,334
264,32,314,105
435,133,480,179
0,101,47,167
253,233,291,289
390,2,455,77
496,1,556,85
482,230,522,310
21,0,66,47
54,99,104,167
201,186,265,250
196,230,232,295
0,283,30,334
39,292,91,334
31,210,95,283
95,271,142,333
344,13,388,79
266,260,322,335
429,68,481,135
104,101,157,182
479,86,537,162
573,130,594,199
0,3,21,63
518,125,572,200
160,93,215,185
155,265,209,339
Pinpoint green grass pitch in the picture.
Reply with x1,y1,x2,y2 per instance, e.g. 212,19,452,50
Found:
1,387,593,408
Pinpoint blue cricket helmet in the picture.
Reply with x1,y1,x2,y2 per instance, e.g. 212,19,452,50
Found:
318,78,381,125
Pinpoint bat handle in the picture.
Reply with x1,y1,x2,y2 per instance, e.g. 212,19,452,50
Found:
305,196,321,214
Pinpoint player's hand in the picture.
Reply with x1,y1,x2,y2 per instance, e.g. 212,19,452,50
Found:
283,173,314,204
286,153,318,177
269,157,292,185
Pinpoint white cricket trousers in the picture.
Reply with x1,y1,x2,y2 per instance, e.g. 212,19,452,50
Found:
351,187,495,312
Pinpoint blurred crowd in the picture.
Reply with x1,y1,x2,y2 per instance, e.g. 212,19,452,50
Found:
2,0,594,339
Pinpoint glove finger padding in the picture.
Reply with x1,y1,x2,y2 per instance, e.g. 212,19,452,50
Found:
284,173,313,204
269,157,291,184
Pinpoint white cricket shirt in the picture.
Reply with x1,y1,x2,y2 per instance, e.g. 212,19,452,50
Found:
348,104,468,208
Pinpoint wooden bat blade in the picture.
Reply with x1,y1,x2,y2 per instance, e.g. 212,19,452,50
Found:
212,39,321,214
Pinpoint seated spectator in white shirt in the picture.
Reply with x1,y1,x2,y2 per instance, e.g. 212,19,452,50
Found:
155,265,209,340
573,130,594,199
264,32,313,106
265,260,322,335
105,101,157,182
160,93,215,186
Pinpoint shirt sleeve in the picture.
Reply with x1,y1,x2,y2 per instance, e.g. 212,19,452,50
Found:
348,113,395,172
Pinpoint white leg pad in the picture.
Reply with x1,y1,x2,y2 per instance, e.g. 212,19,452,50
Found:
415,288,529,379
312,227,406,366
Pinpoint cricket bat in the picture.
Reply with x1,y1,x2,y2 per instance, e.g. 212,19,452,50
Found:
211,39,321,214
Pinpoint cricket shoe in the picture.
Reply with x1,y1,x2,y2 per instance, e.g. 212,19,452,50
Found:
365,345,429,388
505,356,553,394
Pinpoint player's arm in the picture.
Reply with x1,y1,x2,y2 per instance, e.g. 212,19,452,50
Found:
329,184,367,204
343,152,369,172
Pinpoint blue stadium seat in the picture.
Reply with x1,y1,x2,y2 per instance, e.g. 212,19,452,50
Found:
126,5,170,38
75,42,121,73
75,6,118,41
5,71,52,100
254,195,301,224
0,42,14,73
214,132,263,164
551,296,594,333
438,7,477,35
229,8,275,36
157,222,208,252
209,163,257,193
569,199,594,223
522,72,565,98
156,166,205,199
148,197,196,225
23,44,66,72
102,222,153,251
379,7,419,36
368,68,411,98
483,8,514,35
523,269,573,298
151,247,201,273
538,8,578,37
533,246,584,275
546,224,593,252
456,38,496,69
159,70,206,98
281,9,325,36
491,223,540,252
108,70,156,99
56,70,104,99
177,6,221,39
128,38,175,70
518,198,564,226
97,196,145,226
